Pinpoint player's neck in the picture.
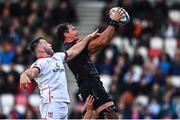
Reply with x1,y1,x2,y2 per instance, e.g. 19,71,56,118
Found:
36,52,50,59
64,38,80,43
64,38,74,43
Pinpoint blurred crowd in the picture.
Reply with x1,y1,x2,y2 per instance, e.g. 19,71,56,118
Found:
0,0,180,119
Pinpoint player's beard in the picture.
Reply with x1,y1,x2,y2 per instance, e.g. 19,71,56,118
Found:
75,35,82,43
45,47,54,56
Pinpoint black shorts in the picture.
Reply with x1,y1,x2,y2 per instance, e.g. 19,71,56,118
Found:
78,76,113,110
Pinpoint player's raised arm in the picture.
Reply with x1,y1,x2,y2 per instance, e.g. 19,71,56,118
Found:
66,29,99,61
88,8,129,54
20,67,39,89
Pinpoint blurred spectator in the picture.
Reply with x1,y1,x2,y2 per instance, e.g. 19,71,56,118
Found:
154,0,168,34
8,105,23,119
171,50,180,75
130,103,144,119
148,98,161,118
97,48,114,75
159,51,171,75
13,45,28,65
0,41,15,64
131,48,144,66
149,82,163,102
50,0,78,26
0,65,6,94
0,107,7,119
3,73,18,94
23,104,38,119
159,91,177,119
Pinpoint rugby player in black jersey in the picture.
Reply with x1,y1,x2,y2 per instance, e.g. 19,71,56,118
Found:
55,8,126,118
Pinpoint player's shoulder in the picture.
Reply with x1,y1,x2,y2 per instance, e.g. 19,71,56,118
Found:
33,58,49,65
54,52,65,57
53,52,66,61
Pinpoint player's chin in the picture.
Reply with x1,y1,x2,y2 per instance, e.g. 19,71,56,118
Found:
75,34,80,38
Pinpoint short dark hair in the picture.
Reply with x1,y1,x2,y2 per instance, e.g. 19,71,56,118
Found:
55,23,70,41
29,36,45,54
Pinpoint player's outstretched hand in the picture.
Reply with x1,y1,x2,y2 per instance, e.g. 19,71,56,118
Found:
110,7,126,22
85,95,94,111
20,74,31,89
83,95,94,119
86,28,100,40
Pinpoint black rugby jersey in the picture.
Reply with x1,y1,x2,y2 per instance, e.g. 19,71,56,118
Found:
64,40,99,84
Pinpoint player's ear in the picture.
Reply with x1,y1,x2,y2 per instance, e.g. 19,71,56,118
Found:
64,32,69,37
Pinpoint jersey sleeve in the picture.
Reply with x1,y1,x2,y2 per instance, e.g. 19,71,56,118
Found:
54,52,68,62
30,59,46,74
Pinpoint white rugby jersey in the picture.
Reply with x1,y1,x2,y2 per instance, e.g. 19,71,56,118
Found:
31,52,70,104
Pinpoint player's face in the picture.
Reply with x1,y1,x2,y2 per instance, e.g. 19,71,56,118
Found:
67,25,80,41
38,39,54,56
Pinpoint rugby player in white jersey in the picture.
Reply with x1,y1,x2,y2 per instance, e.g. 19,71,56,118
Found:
19,29,99,119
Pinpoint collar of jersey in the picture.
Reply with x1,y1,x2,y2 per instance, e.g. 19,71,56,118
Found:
37,56,49,59
64,40,75,43
64,39,81,43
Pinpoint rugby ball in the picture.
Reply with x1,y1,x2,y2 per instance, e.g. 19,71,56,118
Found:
110,7,130,24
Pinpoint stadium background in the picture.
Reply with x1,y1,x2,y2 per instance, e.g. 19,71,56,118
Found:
0,0,180,119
